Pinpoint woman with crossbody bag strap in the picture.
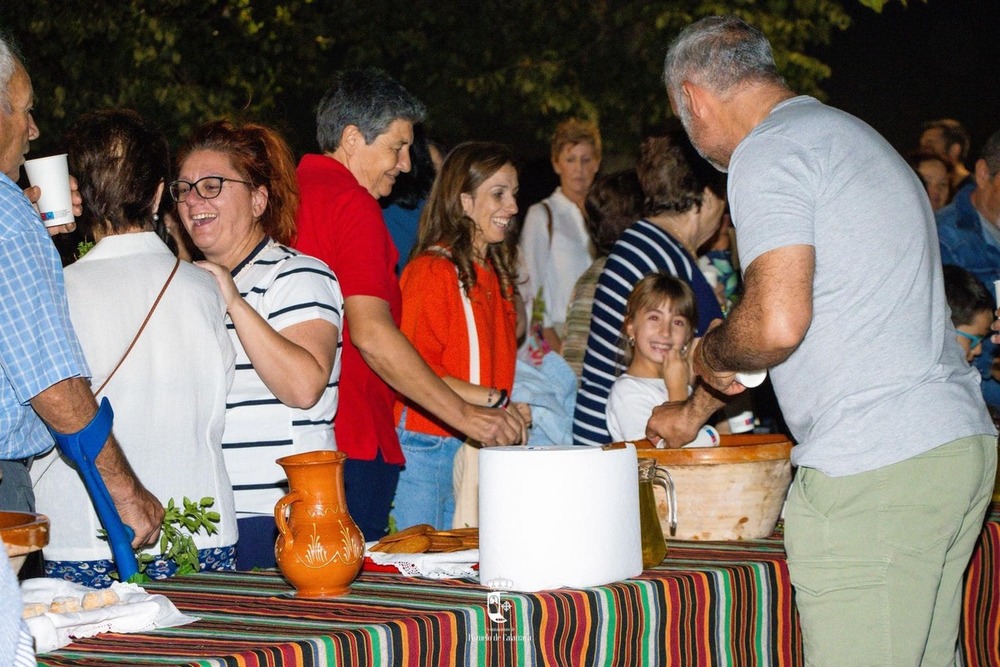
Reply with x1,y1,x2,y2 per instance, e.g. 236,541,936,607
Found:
518,119,602,358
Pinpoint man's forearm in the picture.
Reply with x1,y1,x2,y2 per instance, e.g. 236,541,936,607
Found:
645,382,726,448
30,377,163,546
700,316,789,374
31,377,142,500
347,298,469,431
361,326,469,431
701,245,814,373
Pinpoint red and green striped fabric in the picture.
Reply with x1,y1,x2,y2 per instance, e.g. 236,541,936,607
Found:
36,503,998,667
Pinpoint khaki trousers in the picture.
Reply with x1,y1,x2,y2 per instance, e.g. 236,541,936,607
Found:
785,434,997,666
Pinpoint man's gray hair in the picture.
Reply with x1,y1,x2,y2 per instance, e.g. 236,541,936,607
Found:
0,33,21,115
316,68,426,153
663,16,783,101
981,128,1000,178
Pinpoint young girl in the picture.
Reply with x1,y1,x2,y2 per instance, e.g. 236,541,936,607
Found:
606,272,697,442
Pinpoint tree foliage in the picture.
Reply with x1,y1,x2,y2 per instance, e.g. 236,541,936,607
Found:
4,0,855,159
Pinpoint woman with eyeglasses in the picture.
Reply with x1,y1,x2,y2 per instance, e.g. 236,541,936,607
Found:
172,120,343,570
31,110,237,587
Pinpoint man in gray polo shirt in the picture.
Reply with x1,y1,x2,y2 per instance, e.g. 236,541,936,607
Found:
649,16,997,666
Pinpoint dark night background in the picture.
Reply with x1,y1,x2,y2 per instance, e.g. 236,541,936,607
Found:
816,0,1000,158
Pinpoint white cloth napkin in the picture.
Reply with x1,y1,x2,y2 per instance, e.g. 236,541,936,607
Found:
365,544,479,579
20,578,196,654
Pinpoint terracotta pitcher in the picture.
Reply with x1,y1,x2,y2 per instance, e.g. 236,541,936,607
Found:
275,450,365,597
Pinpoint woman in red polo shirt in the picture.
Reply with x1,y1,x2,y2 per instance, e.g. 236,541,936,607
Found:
393,142,531,530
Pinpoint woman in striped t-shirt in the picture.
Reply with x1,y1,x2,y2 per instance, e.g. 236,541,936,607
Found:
172,121,344,570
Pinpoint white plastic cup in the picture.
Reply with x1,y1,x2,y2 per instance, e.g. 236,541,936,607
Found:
735,369,767,388
23,154,75,228
727,411,756,434
993,280,1000,308
681,425,721,448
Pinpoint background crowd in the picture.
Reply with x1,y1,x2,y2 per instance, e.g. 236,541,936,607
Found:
1,14,999,666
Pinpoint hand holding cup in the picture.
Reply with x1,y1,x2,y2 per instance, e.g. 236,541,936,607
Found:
23,154,77,235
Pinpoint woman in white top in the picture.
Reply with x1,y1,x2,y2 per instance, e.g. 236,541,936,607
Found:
519,119,601,354
172,120,343,570
32,110,237,587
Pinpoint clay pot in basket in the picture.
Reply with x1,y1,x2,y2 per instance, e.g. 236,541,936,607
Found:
274,450,365,597
644,434,793,541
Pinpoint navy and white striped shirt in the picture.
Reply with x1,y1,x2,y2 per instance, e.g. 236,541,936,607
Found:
573,220,723,447
222,239,343,515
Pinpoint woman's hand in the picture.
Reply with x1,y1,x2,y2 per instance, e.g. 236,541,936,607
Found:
195,260,241,309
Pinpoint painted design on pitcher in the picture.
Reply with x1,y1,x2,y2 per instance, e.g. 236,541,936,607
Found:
296,521,364,568
305,504,348,519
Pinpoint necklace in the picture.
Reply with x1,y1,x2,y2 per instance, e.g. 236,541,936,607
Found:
655,220,698,258
230,237,275,284
646,215,698,259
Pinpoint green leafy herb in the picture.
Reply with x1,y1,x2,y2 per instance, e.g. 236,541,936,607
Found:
100,496,220,581
76,240,95,258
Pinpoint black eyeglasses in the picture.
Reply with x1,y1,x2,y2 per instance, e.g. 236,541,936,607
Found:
169,176,252,203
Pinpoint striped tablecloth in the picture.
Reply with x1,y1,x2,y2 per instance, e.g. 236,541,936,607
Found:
36,504,998,667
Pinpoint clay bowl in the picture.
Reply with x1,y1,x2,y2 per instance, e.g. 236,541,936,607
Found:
1,511,50,574
637,434,793,541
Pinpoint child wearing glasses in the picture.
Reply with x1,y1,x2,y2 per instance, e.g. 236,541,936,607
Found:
943,264,995,363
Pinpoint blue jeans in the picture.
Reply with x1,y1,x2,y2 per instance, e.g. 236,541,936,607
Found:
393,410,463,530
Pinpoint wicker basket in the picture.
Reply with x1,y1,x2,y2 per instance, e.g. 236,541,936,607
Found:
642,434,793,541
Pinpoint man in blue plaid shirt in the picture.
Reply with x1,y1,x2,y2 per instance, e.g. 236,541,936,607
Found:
0,34,165,665
0,36,162,533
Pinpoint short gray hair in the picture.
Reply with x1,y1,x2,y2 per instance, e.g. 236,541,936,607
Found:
316,68,426,153
0,33,22,115
981,128,1000,178
663,16,783,102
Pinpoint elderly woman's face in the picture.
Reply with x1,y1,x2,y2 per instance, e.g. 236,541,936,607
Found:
553,142,600,201
176,149,266,264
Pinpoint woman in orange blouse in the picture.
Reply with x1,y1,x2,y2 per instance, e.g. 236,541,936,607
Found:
393,142,531,530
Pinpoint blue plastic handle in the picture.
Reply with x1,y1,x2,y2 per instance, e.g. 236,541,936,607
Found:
48,398,139,581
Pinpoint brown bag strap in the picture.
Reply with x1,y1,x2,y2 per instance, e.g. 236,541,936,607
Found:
94,257,181,396
541,201,553,250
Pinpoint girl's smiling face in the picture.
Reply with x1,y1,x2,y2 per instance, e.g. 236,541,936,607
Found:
626,298,692,376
